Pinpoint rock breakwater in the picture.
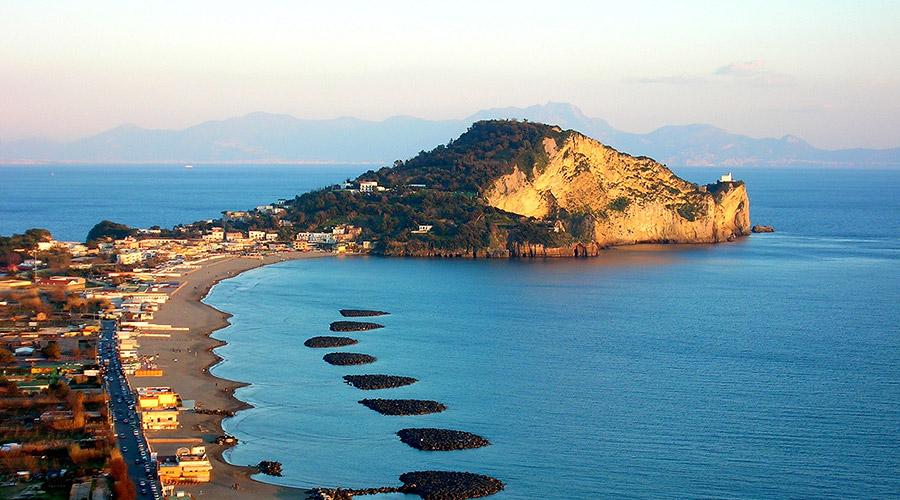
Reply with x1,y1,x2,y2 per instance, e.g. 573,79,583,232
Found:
323,352,377,366
330,321,385,332
359,399,447,416
343,374,418,390
305,336,359,348
397,428,490,451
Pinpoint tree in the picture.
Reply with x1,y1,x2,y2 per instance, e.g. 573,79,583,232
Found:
42,342,61,360
65,295,87,313
0,348,14,365
86,220,135,243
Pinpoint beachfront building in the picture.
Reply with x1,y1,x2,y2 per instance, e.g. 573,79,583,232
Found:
140,408,179,430
247,230,266,240
158,446,212,483
137,387,180,410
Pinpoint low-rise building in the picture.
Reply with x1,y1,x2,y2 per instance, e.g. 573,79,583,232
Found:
140,408,179,430
117,250,143,265
158,446,212,483
36,276,86,291
137,387,180,410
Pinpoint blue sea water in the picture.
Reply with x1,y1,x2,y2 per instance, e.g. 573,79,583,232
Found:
0,164,364,241
196,168,900,498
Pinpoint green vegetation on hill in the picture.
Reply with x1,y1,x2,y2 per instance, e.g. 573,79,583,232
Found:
281,121,580,255
86,220,136,243
363,120,568,192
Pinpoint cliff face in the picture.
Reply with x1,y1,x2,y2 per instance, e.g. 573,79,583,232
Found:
484,132,750,246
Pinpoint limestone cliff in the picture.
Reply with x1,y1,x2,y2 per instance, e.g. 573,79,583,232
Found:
483,131,750,246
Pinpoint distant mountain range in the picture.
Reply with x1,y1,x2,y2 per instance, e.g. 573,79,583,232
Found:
3,102,898,167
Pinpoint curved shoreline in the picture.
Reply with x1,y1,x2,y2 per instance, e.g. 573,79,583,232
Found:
142,251,330,498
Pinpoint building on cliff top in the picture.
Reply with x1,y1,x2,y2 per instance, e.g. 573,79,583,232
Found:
720,172,733,182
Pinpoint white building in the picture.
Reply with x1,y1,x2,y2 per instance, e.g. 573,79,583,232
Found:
359,181,378,193
720,172,733,182
411,224,433,234
248,230,266,240
117,250,143,265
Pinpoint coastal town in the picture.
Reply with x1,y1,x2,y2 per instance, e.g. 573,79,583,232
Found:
0,214,354,499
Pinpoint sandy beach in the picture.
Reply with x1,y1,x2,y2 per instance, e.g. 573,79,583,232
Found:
129,251,329,499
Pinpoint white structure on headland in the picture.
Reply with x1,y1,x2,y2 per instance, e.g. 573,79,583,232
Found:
720,172,733,182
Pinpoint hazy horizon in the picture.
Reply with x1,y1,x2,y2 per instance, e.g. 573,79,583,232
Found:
3,1,900,149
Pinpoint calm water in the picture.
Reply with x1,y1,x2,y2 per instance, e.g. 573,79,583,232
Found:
201,169,900,498
0,164,364,241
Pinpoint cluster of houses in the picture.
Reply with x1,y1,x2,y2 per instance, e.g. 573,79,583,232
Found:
293,223,371,253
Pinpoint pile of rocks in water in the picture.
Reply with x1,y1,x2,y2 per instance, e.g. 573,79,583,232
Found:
359,398,447,416
399,471,505,499
343,374,417,390
323,352,376,366
256,460,283,476
397,428,490,451
305,336,359,348
340,309,390,317
330,321,385,332
751,224,776,233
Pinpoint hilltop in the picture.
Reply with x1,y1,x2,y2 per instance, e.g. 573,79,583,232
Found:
281,120,750,257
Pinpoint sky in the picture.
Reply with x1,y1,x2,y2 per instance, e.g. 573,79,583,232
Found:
1,0,899,149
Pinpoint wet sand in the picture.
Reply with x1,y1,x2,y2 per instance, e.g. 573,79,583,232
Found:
131,251,329,499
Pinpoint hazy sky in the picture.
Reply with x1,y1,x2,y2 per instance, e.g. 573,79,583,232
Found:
2,0,899,149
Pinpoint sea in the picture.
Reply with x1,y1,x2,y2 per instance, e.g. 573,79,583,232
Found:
3,165,899,498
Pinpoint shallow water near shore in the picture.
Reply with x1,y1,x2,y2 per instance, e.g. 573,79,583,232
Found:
207,169,900,498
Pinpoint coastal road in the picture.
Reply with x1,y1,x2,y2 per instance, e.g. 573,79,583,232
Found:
101,320,163,500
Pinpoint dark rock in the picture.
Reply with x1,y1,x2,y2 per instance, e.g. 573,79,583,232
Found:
307,487,403,499
214,435,238,445
330,321,384,332
399,471,505,499
397,428,490,451
195,408,235,417
359,398,446,416
340,309,389,317
323,352,376,366
304,336,359,348
751,224,775,233
343,374,417,390
257,460,283,476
